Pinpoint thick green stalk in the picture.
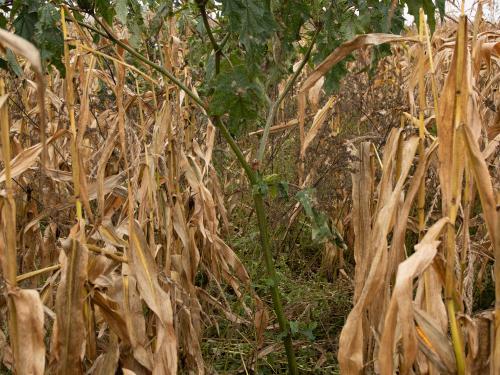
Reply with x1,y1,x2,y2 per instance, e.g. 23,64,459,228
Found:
253,193,298,374
199,12,298,369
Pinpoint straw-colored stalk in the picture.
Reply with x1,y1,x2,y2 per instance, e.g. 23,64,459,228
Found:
61,7,82,220
417,10,432,323
0,77,20,369
417,9,426,241
444,14,467,375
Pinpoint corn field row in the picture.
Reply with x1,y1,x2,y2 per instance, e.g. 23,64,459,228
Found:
0,2,498,375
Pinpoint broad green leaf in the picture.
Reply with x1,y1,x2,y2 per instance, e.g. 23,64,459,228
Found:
277,0,310,53
221,0,276,52
252,180,269,197
436,0,446,18
263,173,280,185
301,321,317,341
0,13,7,29
12,10,37,41
405,0,443,33
6,49,23,77
35,3,64,73
126,2,146,49
11,2,64,74
95,0,116,24
278,181,289,199
150,3,172,37
209,65,265,135
289,321,299,335
115,0,128,25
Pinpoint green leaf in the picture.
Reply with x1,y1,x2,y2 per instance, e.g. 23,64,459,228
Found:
128,21,143,48
115,0,128,25
11,2,64,74
221,0,276,52
6,49,23,78
289,320,299,336
150,2,172,37
288,320,316,341
126,1,145,49
35,3,65,74
301,321,317,341
278,181,289,199
263,173,280,185
0,13,7,29
436,0,445,19
404,0,442,33
323,60,349,93
95,0,115,24
209,65,265,135
252,180,269,197
260,174,289,199
12,10,37,41
261,277,277,288
296,189,332,243
277,0,310,54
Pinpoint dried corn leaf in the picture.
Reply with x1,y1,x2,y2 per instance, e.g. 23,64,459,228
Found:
338,135,419,374
51,224,88,375
414,307,456,374
351,142,373,301
298,34,418,153
463,124,500,373
0,28,42,74
463,125,498,248
10,289,45,375
301,96,335,155
89,338,119,375
129,221,177,374
379,218,449,374
436,17,468,213
0,130,66,183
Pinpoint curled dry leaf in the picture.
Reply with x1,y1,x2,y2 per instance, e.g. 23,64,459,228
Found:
299,34,418,96
301,96,335,156
0,28,42,75
297,34,418,157
0,129,66,183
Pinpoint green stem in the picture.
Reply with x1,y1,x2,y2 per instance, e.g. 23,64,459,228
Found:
254,193,298,375
447,298,466,375
257,29,319,164
94,17,206,110
197,1,222,75
196,9,297,368
213,117,256,182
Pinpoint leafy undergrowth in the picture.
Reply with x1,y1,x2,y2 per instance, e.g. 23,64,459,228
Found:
200,164,353,374
201,242,352,374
